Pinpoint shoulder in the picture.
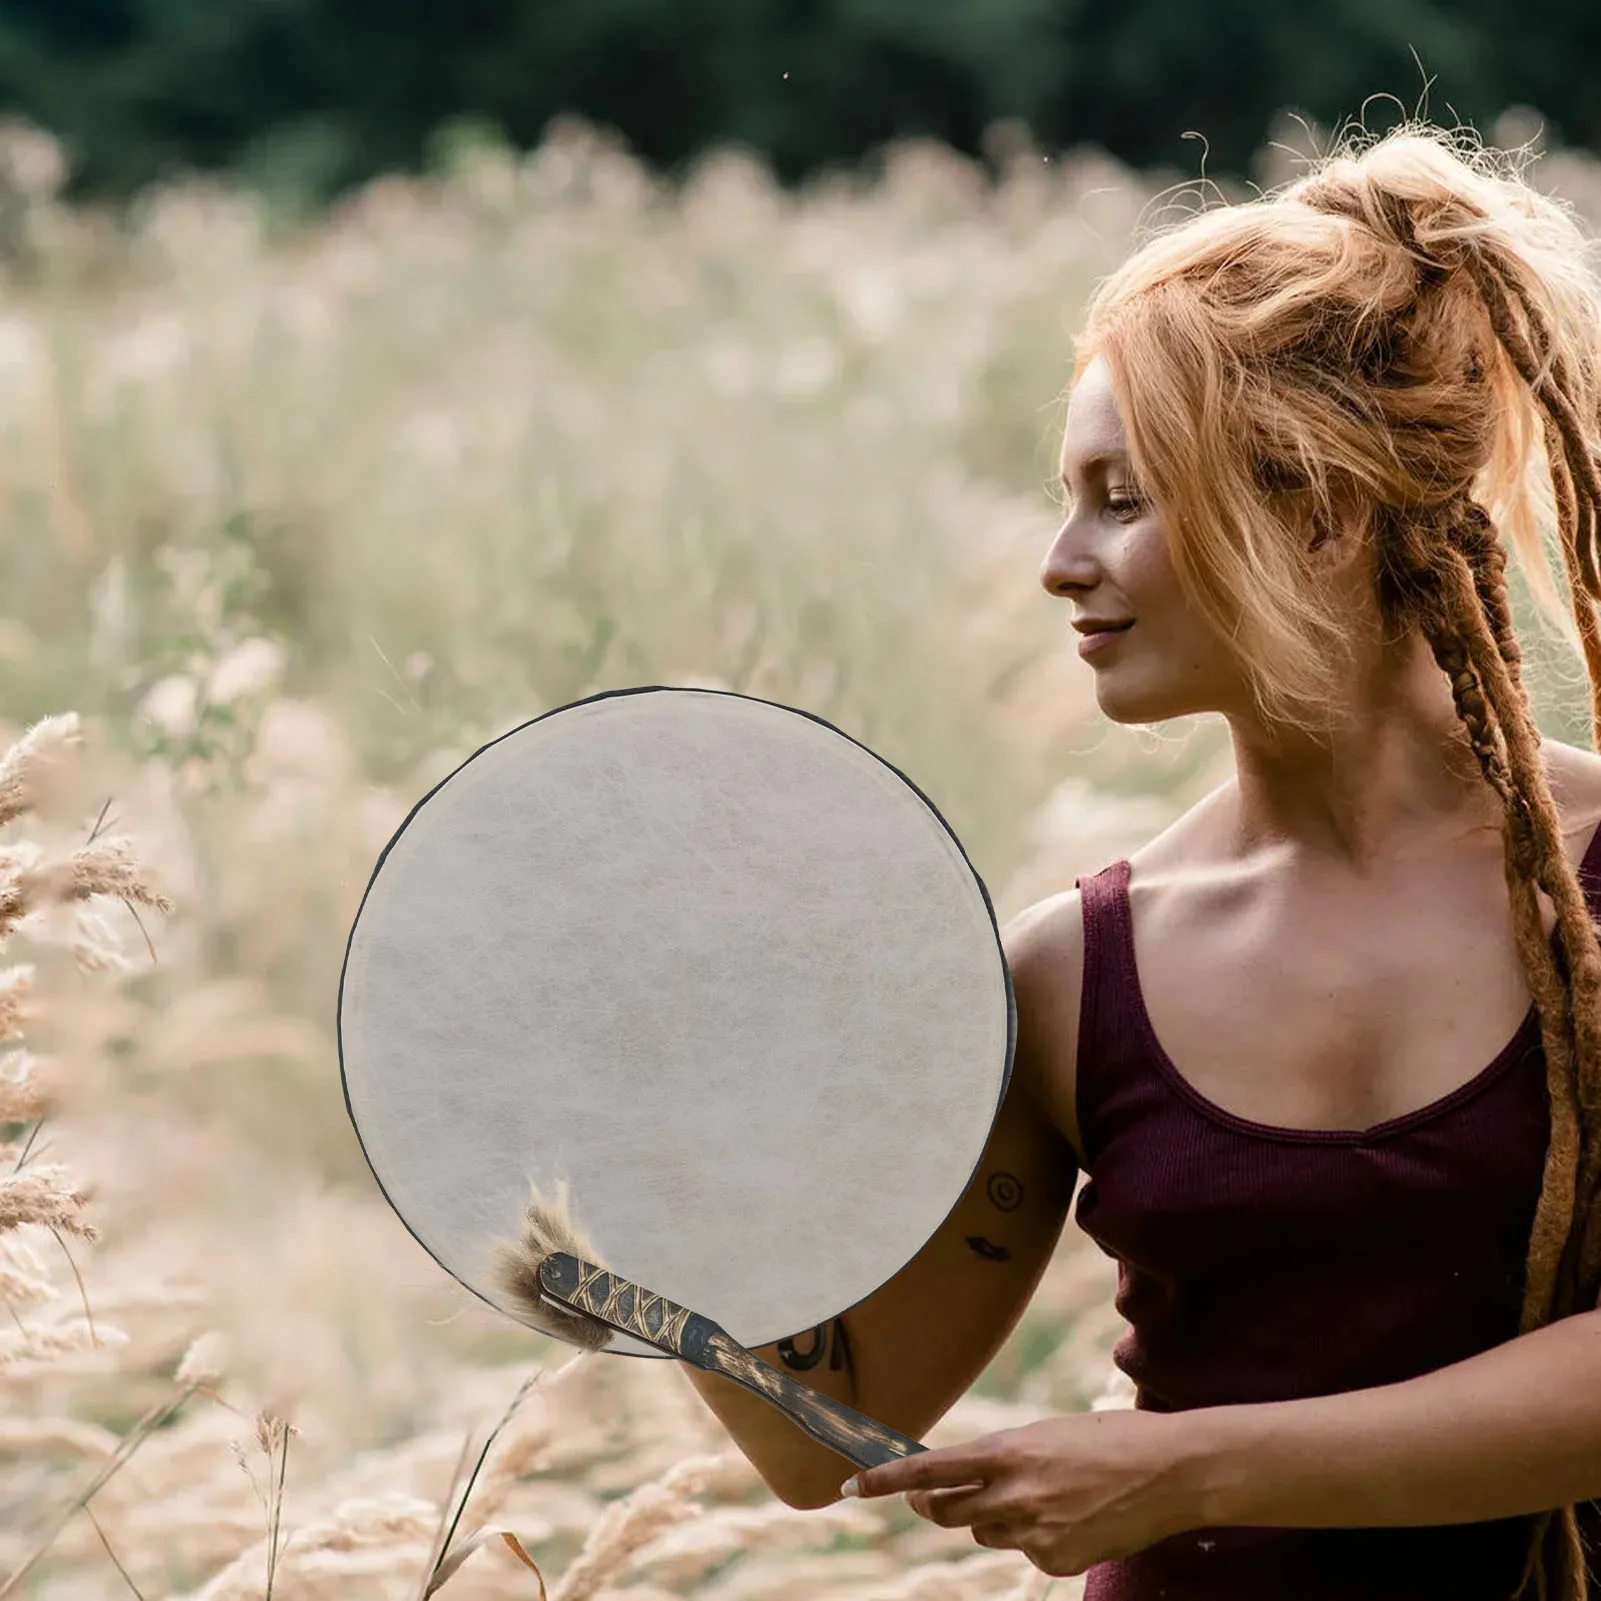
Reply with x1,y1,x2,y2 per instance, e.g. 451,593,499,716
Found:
1001,884,1089,1167
999,791,1227,1166
1541,738,1601,840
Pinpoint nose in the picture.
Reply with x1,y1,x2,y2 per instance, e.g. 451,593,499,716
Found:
1038,515,1098,600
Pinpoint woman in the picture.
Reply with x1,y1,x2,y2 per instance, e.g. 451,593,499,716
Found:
682,124,1601,1600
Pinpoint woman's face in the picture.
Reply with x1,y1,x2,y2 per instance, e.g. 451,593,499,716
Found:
1041,355,1246,725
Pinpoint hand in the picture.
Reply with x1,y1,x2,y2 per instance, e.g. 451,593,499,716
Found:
838,1410,1208,1579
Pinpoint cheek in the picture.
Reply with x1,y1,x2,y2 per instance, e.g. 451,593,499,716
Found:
1137,528,1223,649
1121,524,1182,608
1112,533,1235,681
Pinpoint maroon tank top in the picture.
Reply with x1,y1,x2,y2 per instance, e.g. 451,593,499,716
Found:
1071,831,1601,1601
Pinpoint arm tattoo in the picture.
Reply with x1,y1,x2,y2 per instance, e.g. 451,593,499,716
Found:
778,1323,827,1371
778,1316,853,1378
965,1234,1012,1262
986,1171,1023,1211
829,1314,852,1374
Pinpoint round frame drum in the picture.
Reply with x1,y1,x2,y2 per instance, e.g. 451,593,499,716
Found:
339,688,1014,1357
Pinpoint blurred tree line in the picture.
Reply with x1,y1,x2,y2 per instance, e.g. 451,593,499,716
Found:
0,0,1591,201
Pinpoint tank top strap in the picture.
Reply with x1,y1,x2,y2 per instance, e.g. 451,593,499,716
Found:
1578,812,1601,909
1072,858,1144,1163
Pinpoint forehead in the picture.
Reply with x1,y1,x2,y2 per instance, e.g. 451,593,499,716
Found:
1059,356,1128,471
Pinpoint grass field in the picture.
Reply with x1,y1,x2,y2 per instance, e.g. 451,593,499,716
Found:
1,112,1598,1599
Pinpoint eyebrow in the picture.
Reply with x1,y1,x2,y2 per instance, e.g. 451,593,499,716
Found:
1057,450,1129,487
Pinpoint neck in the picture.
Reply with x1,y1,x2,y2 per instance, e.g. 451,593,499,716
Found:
1217,627,1517,870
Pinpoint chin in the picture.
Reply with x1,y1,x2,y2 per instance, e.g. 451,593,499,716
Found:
1094,679,1203,725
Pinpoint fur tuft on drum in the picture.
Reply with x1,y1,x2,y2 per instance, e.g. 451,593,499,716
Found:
339,688,1013,1358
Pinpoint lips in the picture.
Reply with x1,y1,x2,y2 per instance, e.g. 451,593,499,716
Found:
1077,620,1133,659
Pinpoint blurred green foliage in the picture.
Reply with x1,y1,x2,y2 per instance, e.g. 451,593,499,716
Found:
0,0,1594,203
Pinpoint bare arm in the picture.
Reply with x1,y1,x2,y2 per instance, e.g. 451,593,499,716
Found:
680,898,1083,1508
1188,1307,1601,1527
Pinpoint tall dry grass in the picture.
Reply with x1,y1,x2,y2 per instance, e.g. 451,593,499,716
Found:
0,108,1595,1598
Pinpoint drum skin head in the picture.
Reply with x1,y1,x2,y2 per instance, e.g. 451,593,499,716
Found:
339,688,1014,1357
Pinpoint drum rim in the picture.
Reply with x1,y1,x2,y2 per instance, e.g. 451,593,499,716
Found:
336,683,1018,1354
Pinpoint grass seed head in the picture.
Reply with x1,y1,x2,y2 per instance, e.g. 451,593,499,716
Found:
0,1164,97,1237
0,714,83,828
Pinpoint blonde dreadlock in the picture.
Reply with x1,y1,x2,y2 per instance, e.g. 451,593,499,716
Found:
1074,123,1601,1600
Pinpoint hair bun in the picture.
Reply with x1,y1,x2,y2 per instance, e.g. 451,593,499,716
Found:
1295,169,1467,283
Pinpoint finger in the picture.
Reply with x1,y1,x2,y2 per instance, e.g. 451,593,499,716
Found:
970,1521,1021,1552
841,1445,991,1500
911,1484,1012,1529
905,1486,977,1520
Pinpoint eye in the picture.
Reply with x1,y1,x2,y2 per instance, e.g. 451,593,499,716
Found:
1105,493,1144,523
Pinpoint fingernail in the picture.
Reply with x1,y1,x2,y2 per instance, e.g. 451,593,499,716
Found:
839,1477,861,1498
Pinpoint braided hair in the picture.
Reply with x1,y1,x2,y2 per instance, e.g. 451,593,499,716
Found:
1074,125,1601,1599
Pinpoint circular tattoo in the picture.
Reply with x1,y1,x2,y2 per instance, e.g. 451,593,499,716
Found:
987,1171,1023,1211
777,1324,828,1371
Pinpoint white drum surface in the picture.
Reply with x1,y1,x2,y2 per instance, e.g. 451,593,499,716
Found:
340,689,1012,1357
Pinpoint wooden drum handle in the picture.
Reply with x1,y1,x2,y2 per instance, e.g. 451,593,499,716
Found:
684,1325,926,1470
539,1250,926,1471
